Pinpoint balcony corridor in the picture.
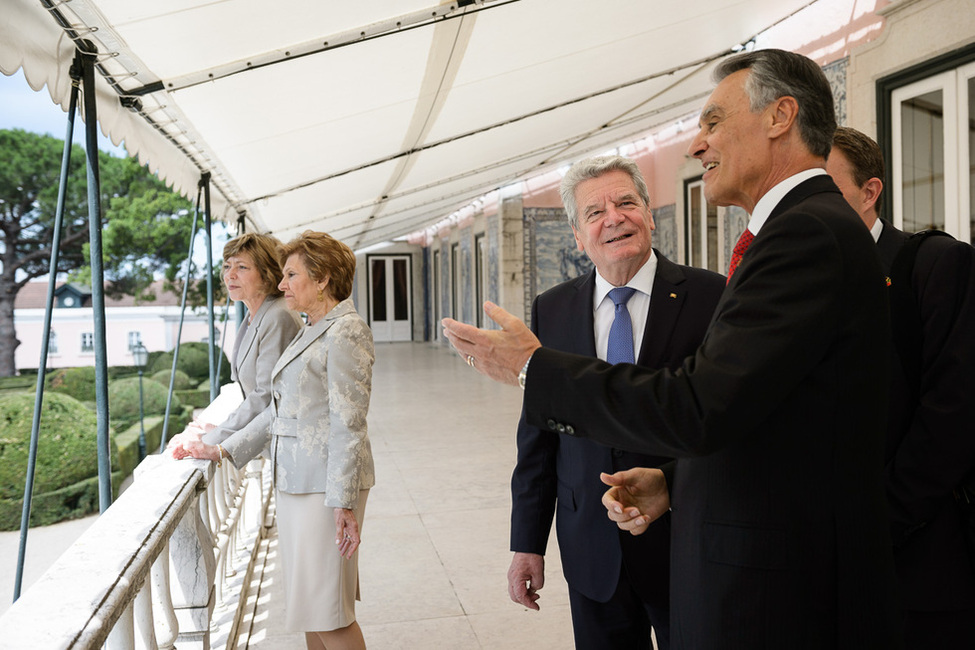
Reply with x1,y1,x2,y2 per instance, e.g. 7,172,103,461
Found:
236,341,574,649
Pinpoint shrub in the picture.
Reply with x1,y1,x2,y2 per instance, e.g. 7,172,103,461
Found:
150,342,230,385
0,392,102,501
45,366,97,402
108,377,180,432
149,368,194,391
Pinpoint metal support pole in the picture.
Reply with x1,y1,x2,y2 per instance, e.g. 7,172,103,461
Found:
158,187,202,452
13,54,82,603
137,368,146,461
215,294,231,384
78,42,113,513
202,173,217,401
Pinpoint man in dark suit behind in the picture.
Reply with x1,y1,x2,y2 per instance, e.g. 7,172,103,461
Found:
827,126,975,648
508,155,724,649
443,49,903,649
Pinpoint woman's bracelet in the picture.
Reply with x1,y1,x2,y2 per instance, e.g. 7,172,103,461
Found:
216,444,224,468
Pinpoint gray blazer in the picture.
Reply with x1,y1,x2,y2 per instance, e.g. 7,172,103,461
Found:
222,298,376,509
203,295,302,445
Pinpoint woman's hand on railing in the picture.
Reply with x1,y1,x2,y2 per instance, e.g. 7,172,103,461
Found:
334,508,360,560
167,428,203,459
174,439,222,463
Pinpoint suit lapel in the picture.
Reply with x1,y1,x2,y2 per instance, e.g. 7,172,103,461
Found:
235,296,277,368
638,251,685,367
271,299,352,379
768,174,839,222
571,271,598,357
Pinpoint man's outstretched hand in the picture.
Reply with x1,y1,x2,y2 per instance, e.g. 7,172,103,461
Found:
441,301,541,386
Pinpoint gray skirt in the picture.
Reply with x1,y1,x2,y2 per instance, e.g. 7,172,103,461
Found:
274,488,369,632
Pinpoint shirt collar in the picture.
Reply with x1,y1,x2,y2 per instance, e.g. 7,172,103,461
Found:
747,168,827,235
593,249,657,309
870,217,883,242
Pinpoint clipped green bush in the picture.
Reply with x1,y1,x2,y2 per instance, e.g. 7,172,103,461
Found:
150,342,230,385
149,368,194,391
108,377,180,432
0,391,120,529
45,366,97,402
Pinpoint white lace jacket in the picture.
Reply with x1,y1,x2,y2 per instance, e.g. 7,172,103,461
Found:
221,298,376,509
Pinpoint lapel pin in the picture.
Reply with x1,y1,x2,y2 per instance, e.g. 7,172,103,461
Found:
669,292,677,299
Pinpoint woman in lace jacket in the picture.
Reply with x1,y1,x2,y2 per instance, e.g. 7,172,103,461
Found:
183,231,375,650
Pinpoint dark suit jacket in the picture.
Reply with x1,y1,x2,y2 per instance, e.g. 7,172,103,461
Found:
877,219,975,611
524,176,902,649
510,251,724,606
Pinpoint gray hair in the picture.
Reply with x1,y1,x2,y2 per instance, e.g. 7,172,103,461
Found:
714,49,836,159
559,155,651,227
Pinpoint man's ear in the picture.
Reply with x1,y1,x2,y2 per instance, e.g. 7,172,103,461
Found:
767,96,799,139
860,177,883,213
571,226,586,253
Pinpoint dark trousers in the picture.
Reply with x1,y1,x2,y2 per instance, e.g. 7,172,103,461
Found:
903,606,975,649
567,566,670,650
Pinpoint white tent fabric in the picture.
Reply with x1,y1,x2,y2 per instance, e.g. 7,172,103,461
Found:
3,0,844,250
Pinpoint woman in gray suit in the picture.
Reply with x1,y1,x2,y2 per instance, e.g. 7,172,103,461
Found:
182,231,375,650
169,233,301,453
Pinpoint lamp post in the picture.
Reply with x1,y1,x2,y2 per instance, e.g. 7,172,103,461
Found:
132,343,149,461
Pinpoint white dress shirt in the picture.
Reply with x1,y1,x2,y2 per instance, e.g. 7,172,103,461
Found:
593,251,657,362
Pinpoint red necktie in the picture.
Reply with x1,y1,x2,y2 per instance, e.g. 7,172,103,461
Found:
727,228,755,283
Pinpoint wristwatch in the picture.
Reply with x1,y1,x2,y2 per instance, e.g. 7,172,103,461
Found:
518,356,531,390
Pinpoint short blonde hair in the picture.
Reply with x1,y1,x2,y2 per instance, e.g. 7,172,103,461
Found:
278,231,356,301
223,233,284,297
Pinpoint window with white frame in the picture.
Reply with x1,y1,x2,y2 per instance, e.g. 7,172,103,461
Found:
81,332,94,353
49,329,58,355
684,177,722,273
127,331,142,351
881,47,975,245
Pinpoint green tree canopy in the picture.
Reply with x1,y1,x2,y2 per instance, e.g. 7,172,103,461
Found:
0,128,217,376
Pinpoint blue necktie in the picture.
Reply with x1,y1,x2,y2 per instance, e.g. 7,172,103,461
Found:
606,287,637,364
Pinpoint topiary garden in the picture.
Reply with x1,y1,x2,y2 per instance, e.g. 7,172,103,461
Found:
0,392,117,530
0,342,228,530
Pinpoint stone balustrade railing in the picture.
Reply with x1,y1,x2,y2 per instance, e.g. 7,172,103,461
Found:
0,385,270,650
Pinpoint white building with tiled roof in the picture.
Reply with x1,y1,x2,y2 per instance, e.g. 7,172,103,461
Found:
14,280,237,372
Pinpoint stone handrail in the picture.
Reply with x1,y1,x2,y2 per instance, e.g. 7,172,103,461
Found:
0,384,269,650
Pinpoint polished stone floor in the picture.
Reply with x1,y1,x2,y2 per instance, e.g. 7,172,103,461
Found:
237,341,574,649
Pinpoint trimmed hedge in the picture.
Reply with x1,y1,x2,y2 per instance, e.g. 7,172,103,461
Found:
149,368,194,391
0,407,192,531
0,392,102,500
0,392,118,530
45,366,97,402
175,388,213,409
150,342,231,386
108,377,180,433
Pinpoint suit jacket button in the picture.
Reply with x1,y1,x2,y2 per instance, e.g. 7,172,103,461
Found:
565,425,575,435
547,419,557,430
612,448,624,457
556,423,566,433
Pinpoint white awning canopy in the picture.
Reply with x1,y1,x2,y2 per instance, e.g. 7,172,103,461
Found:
2,0,853,250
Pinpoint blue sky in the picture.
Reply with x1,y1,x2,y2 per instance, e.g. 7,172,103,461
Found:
0,68,126,156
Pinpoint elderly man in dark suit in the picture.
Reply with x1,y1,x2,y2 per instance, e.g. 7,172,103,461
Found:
508,155,724,649
443,49,903,649
827,126,975,649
